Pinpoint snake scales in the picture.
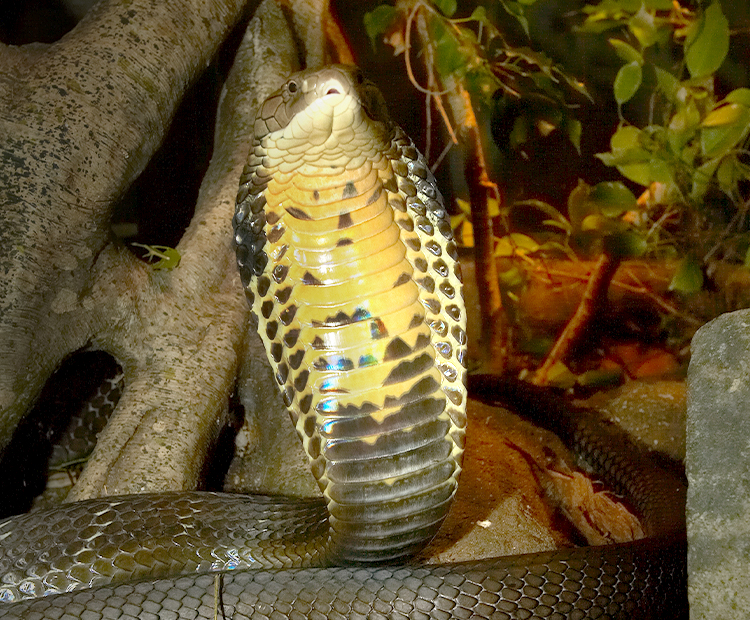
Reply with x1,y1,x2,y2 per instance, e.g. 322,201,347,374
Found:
0,66,686,618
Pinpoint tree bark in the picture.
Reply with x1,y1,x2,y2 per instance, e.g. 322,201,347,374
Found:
0,0,340,501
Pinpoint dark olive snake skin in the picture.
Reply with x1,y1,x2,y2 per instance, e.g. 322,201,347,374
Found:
47,370,124,471
0,66,686,619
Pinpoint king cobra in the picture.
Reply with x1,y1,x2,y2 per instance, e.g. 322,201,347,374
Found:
0,66,686,618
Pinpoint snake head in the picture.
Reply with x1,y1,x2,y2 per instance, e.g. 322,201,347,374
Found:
255,65,394,169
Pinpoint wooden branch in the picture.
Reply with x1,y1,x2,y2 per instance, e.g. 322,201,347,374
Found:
459,88,507,373
532,253,622,386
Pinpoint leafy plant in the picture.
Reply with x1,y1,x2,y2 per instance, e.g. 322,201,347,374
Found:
583,1,749,281
365,1,593,367
364,1,590,155
365,1,748,378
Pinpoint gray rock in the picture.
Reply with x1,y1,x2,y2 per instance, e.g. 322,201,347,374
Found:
598,380,686,462
687,309,750,619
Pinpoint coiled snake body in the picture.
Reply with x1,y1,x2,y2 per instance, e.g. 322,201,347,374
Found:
0,66,686,618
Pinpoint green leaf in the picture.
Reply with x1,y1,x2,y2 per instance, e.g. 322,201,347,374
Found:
499,1,530,37
464,67,500,103
611,124,640,150
685,2,729,79
468,6,487,22
726,88,750,107
494,233,540,257
614,61,642,105
598,125,652,185
667,100,701,152
605,230,647,258
589,181,638,217
577,367,623,388
669,255,703,294
430,17,469,76
649,159,674,185
518,336,554,357
616,160,652,186
690,157,722,199
363,5,399,48
680,141,700,167
565,117,582,154
717,156,740,190
498,265,525,289
544,362,577,390
433,0,456,17
581,213,607,232
567,179,594,229
577,19,622,35
701,105,750,157
628,5,658,48
654,67,680,103
609,39,643,65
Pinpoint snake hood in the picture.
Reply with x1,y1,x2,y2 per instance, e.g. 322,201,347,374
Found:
254,65,395,171
235,65,468,564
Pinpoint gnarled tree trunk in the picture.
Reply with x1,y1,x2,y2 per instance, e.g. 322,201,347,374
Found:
0,0,342,501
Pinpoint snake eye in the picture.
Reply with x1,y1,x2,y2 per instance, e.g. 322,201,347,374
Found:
287,80,298,94
355,72,364,85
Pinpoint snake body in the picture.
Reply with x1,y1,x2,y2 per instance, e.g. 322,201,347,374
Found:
0,66,686,618
233,65,467,565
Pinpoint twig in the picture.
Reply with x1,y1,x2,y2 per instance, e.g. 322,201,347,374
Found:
404,1,451,96
460,88,507,370
532,253,622,386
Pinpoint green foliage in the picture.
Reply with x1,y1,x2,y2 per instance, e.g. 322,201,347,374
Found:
363,5,399,49
365,0,748,298
578,0,675,35
589,1,736,185
582,1,750,275
566,179,646,257
363,0,588,154
497,0,538,37
433,0,456,18
685,2,729,79
453,178,656,263
669,254,704,294
613,60,642,105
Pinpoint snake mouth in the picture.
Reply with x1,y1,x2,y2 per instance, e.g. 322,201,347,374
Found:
270,66,392,153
